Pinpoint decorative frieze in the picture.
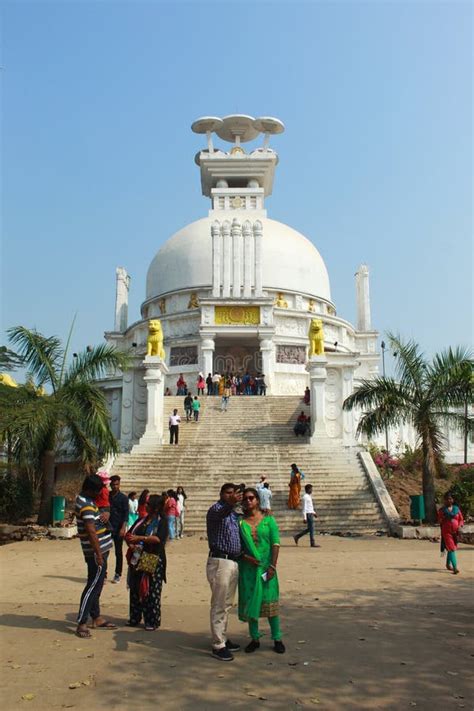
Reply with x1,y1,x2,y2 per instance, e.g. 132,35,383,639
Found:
276,345,306,364
215,305,260,325
170,346,198,366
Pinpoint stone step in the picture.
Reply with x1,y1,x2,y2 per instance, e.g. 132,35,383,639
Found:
111,394,389,533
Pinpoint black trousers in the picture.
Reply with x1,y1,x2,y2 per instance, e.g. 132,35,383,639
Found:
112,532,124,576
295,513,315,546
77,551,109,624
170,425,179,444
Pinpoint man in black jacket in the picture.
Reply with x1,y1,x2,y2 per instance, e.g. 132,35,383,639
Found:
109,475,129,584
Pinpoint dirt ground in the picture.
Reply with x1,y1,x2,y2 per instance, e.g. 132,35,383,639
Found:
1,534,473,711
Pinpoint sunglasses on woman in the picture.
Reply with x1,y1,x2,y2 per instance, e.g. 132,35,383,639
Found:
243,495,256,501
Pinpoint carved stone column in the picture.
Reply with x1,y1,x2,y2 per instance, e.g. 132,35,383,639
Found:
201,337,215,378
243,220,253,298
114,267,130,332
211,220,221,297
259,337,274,394
253,220,263,297
133,356,169,450
231,218,242,298
222,220,231,298
306,355,328,439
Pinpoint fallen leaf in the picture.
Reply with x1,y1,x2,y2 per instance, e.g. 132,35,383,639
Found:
81,680,91,687
447,671,458,676
297,640,307,644
11,664,21,669
69,682,82,689
310,700,321,705
457,632,467,637
21,694,35,701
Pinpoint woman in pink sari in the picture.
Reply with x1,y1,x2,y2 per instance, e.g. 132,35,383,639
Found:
437,492,464,575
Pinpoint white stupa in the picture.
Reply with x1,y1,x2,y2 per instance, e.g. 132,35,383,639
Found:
104,115,380,451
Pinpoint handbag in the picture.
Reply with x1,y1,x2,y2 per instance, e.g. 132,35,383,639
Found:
137,551,160,574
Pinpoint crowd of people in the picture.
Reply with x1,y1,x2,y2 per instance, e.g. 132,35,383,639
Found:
165,372,267,398
74,468,464,658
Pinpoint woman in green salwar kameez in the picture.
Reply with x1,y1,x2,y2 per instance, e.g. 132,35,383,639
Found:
238,487,285,654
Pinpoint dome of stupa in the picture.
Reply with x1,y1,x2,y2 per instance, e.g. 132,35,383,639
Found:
146,216,331,301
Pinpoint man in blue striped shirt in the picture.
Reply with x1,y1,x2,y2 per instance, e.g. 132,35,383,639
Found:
75,474,115,639
206,483,242,662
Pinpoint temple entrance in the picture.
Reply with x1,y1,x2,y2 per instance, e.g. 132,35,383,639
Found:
213,337,262,375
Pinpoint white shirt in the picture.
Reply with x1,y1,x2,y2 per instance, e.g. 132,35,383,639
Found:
178,493,185,510
212,374,221,383
169,414,181,426
302,492,315,518
258,487,272,510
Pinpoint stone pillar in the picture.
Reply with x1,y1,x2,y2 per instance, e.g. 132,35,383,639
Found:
306,355,328,439
119,372,134,451
355,264,371,331
222,220,231,298
231,218,242,298
211,220,221,297
259,337,273,394
134,356,169,450
201,337,215,377
114,267,130,332
243,220,253,298
342,365,357,446
253,220,263,297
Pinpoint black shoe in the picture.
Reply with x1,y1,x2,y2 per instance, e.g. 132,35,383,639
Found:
226,639,241,652
212,647,234,662
273,640,286,654
245,640,260,653
311,544,321,548
293,536,299,546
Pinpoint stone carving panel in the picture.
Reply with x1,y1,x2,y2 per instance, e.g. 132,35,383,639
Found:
275,316,307,337
276,345,306,365
170,345,198,366
166,317,200,338
215,305,260,325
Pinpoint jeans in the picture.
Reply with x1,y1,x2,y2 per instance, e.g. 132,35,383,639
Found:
295,513,315,546
185,406,192,421
167,515,176,539
169,425,179,444
193,409,199,421
112,532,124,576
213,383,219,395
207,384,212,395
221,396,229,411
77,551,109,624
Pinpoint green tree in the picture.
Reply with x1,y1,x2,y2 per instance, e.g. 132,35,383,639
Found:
343,334,473,523
0,327,129,525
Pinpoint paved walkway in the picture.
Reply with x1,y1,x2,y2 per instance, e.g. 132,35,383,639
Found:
1,535,473,710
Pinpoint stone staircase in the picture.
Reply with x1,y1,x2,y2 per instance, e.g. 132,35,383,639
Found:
112,396,388,534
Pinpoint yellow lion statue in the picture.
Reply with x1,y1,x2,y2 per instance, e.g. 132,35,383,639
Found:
146,319,166,359
308,318,324,356
0,373,18,387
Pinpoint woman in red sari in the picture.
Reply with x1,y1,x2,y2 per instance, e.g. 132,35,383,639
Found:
437,492,464,575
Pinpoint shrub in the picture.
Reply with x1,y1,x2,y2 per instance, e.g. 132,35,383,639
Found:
398,445,423,474
367,443,400,478
0,472,34,522
450,464,474,518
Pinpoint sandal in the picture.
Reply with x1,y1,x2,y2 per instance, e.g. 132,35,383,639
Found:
75,627,92,638
93,621,117,629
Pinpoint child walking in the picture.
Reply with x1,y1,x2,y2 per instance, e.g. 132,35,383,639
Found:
438,491,464,574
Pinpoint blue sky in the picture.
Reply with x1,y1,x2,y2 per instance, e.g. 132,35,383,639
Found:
2,1,472,370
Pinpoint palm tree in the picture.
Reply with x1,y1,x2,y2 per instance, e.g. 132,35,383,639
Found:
0,326,129,525
343,334,473,523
